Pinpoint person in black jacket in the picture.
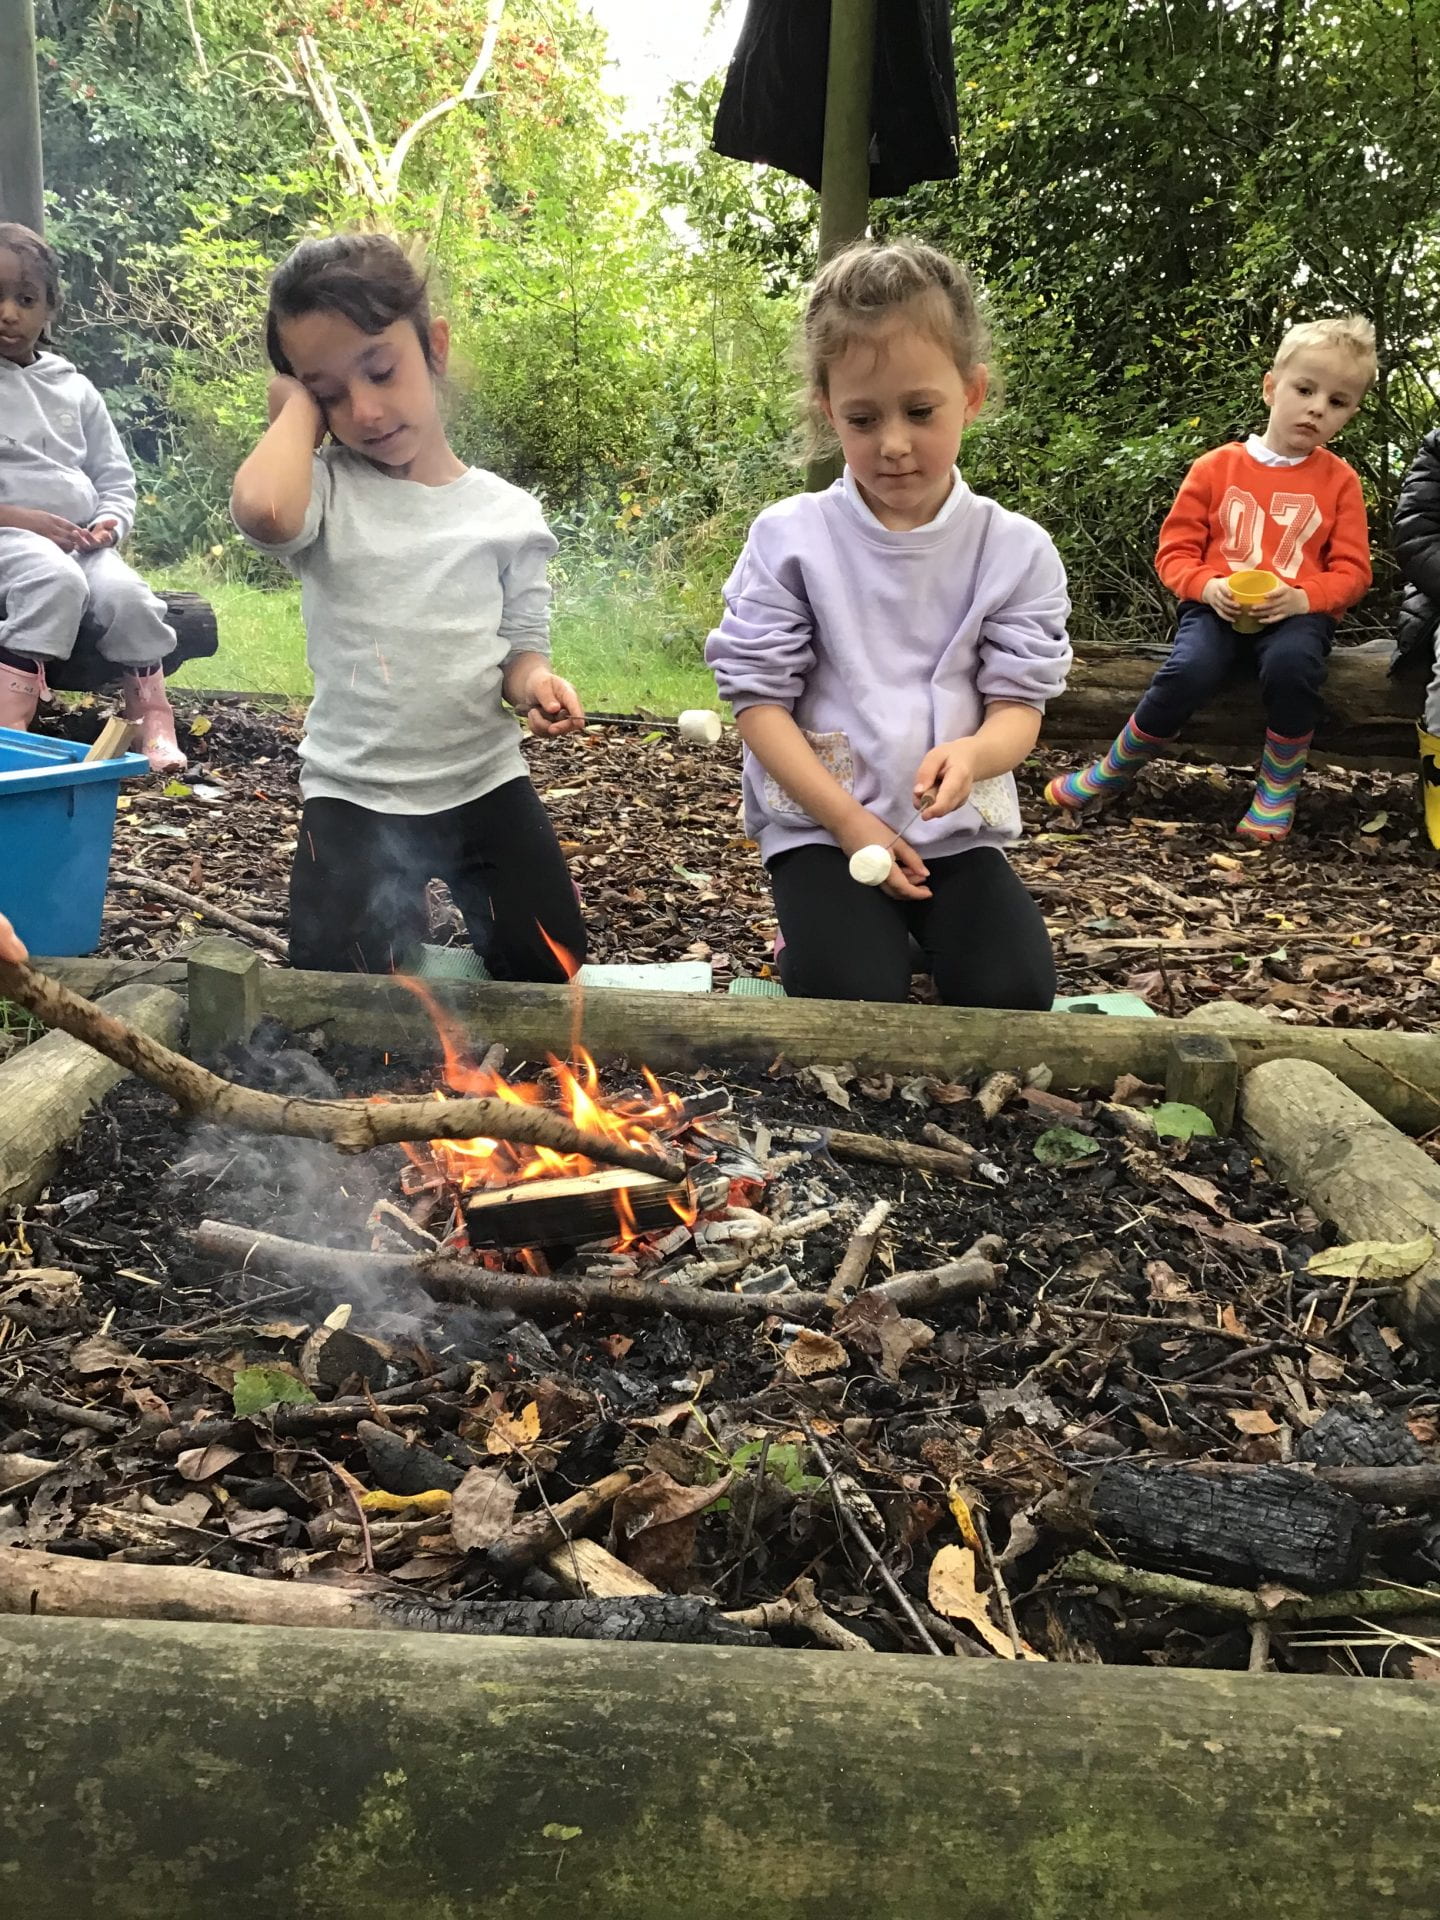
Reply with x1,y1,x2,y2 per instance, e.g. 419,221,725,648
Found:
1393,428,1440,845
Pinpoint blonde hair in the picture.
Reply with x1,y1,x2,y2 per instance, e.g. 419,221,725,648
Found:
1273,314,1377,387
800,240,992,454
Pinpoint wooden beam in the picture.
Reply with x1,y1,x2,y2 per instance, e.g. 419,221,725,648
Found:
0,0,44,233
29,960,1440,1135
2,1614,1440,1914
1048,645,1415,771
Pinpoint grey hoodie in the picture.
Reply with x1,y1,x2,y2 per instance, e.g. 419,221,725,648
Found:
0,350,137,539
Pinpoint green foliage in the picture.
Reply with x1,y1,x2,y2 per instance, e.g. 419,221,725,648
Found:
1032,1125,1102,1166
32,0,1440,661
1151,1102,1219,1142
893,0,1440,641
232,1365,317,1415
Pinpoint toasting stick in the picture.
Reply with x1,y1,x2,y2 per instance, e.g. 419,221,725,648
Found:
847,788,937,887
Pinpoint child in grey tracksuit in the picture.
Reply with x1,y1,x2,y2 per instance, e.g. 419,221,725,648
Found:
0,221,184,772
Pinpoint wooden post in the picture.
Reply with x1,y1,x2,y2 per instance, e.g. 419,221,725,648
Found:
805,0,876,493
186,936,261,1058
0,0,45,234
1165,1032,1239,1135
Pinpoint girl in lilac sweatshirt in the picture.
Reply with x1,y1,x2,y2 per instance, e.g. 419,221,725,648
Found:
706,241,1073,1005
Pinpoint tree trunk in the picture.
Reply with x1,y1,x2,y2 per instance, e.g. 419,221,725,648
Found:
1241,1056,1440,1350
0,982,185,1206
1086,1461,1367,1591
4,1610,1440,1916
1048,645,1414,769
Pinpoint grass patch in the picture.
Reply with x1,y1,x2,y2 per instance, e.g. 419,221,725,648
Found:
155,556,718,716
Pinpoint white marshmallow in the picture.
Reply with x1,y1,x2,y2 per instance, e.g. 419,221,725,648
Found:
678,709,723,745
848,843,894,887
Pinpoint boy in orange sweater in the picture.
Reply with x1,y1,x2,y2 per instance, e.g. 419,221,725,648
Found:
1047,317,1375,840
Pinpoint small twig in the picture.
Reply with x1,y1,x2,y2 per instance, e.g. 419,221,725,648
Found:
110,868,289,959
1062,1550,1440,1622
729,1433,771,1607
1167,1336,1301,1386
801,1423,944,1657
317,1452,376,1573
973,1507,1025,1660
0,1380,128,1435
829,1200,891,1301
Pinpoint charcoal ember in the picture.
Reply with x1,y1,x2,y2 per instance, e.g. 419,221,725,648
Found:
1087,1462,1367,1592
1346,1309,1401,1382
1298,1402,1425,1469
358,1418,465,1496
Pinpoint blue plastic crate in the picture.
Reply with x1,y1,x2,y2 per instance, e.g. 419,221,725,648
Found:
0,728,150,956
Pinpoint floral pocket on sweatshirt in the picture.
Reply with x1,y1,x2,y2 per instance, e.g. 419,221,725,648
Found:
967,775,1020,834
762,729,854,817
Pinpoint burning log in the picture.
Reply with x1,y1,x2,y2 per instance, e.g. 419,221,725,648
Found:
194,1221,1004,1325
464,1166,694,1250
0,958,684,1182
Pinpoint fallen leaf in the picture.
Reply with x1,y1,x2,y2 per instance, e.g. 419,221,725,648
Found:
833,1291,933,1380
232,1365,317,1416
175,1443,245,1482
1305,1349,1347,1382
450,1467,519,1550
1306,1235,1434,1281
485,1401,543,1455
946,1481,984,1553
610,1469,732,1590
70,1333,149,1378
1033,1125,1101,1166
801,1064,853,1111
1146,1259,1192,1302
1227,1407,1281,1435
188,715,211,737
782,1328,850,1377
1219,1305,1249,1338
359,1487,454,1516
1360,812,1390,833
1151,1102,1218,1141
927,1544,1039,1658
1165,1169,1226,1213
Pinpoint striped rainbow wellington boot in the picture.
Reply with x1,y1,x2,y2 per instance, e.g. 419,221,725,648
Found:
1045,714,1172,814
1235,730,1312,843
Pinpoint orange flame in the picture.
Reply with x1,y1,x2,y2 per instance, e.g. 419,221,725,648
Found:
394,967,692,1243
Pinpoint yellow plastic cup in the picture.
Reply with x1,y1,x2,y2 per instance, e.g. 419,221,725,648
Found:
1227,569,1279,634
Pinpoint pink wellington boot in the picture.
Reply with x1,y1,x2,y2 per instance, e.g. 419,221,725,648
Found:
122,669,187,775
0,659,44,732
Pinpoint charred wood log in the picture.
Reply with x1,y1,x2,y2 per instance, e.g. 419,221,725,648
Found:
1087,1461,1367,1592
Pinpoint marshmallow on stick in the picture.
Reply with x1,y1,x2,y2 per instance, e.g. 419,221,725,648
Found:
848,844,894,886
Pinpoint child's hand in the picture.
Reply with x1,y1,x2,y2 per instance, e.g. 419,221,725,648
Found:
839,807,932,901
2,506,93,551
87,518,121,549
1202,576,1242,621
268,375,326,443
523,670,585,737
1255,582,1310,623
0,913,28,965
914,739,980,818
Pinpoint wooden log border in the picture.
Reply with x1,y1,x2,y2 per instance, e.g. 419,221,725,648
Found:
32,955,1440,1134
3,1614,1440,1917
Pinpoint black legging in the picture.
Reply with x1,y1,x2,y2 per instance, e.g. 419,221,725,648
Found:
289,775,587,978
769,843,1055,1007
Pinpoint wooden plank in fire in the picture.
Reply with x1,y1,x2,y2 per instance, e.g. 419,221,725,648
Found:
464,1167,691,1250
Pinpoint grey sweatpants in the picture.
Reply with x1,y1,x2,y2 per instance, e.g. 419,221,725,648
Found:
1425,653,1440,736
0,527,175,666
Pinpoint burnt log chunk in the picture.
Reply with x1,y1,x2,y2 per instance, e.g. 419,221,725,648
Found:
1298,1403,1425,1469
1089,1462,1367,1592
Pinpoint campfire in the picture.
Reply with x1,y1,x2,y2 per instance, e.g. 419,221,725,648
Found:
395,981,743,1269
